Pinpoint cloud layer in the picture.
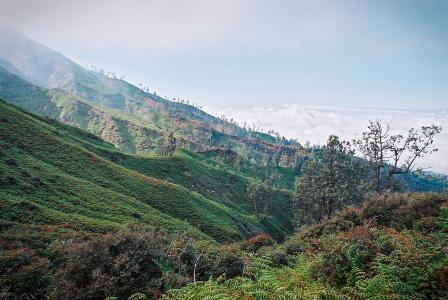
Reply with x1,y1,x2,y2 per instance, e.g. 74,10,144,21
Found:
205,104,448,174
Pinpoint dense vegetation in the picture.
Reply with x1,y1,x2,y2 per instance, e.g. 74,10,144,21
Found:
0,99,292,298
164,193,448,299
0,99,294,241
2,185,446,299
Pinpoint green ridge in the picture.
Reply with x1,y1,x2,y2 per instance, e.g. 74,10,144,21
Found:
0,99,293,242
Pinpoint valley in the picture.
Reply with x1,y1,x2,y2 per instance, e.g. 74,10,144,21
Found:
0,23,447,300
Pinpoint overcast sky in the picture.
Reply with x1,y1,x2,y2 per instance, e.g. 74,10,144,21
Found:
1,0,447,110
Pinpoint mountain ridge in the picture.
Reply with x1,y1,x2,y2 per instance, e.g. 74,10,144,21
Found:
0,25,308,171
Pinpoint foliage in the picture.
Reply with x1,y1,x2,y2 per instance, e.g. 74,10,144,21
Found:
163,193,448,299
240,233,275,253
295,135,370,224
198,148,298,190
52,225,164,299
246,183,276,218
0,99,293,245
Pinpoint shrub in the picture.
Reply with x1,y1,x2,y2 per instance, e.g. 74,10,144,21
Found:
362,193,448,229
0,175,17,186
209,244,244,278
240,233,274,252
52,225,165,299
0,248,51,299
5,158,19,166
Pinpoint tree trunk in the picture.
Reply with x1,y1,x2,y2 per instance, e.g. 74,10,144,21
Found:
193,254,202,283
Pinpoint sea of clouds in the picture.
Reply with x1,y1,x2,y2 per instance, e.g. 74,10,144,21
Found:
205,104,448,174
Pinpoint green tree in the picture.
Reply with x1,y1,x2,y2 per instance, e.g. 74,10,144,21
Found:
295,135,367,224
168,131,177,156
246,182,273,218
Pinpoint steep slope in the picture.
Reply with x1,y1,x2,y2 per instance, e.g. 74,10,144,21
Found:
83,147,295,234
0,99,293,242
0,26,307,168
195,148,299,189
0,66,168,153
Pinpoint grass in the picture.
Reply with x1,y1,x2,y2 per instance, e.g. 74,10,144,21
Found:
192,149,298,190
0,99,294,243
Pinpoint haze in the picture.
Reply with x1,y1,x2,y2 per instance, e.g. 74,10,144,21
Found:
1,0,447,110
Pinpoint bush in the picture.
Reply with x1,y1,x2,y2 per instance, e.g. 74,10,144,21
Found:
52,225,165,299
362,193,448,229
240,233,275,252
209,244,244,278
0,248,51,299
5,158,18,167
0,175,17,186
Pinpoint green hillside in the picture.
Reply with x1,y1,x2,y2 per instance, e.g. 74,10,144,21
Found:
195,148,299,189
0,99,293,242
0,66,168,153
0,26,308,169
84,147,294,234
0,25,447,300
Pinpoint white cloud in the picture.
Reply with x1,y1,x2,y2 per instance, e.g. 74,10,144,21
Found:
205,104,448,174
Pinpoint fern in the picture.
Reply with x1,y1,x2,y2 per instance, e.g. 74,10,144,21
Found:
127,293,148,300
318,290,349,300
347,267,367,286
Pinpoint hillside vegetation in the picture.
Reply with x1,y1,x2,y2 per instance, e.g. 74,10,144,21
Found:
1,27,446,194
0,99,293,242
164,193,448,299
0,26,309,170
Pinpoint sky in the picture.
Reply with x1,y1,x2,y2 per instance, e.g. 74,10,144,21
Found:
1,0,447,110
1,0,447,172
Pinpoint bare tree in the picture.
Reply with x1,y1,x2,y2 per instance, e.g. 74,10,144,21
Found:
354,120,442,192
385,125,441,190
